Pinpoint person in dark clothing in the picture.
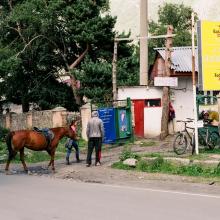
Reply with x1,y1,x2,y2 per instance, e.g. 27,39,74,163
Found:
65,119,80,165
65,138,80,165
86,111,104,167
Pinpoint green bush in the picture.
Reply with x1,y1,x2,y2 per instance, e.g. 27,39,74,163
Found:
119,150,140,161
0,127,9,141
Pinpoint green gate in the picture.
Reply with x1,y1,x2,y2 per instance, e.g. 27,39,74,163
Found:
91,98,133,144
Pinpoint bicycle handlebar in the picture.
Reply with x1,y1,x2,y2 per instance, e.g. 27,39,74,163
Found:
176,120,193,123
186,118,194,121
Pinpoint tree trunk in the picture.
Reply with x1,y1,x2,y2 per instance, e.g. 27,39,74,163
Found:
68,43,89,106
22,98,29,113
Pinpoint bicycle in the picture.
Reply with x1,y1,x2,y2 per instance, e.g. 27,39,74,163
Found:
173,119,220,155
173,119,195,155
198,125,220,150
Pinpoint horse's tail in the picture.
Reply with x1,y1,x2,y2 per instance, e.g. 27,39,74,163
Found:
6,131,16,160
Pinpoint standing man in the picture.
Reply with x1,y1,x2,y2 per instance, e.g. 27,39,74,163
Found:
86,111,104,167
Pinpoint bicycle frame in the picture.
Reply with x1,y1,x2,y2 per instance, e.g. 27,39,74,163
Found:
180,122,194,147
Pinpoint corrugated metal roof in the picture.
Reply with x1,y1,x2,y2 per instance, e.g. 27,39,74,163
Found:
154,46,198,72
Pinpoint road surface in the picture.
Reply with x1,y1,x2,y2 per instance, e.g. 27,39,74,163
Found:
0,174,220,220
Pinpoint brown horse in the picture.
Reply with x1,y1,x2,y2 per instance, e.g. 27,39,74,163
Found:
5,126,77,173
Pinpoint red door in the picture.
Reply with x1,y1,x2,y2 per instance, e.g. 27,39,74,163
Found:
133,100,144,137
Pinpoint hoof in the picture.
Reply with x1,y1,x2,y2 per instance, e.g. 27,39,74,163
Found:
5,170,11,175
51,169,56,174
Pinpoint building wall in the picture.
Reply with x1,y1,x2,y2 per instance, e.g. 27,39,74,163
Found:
118,81,196,137
144,106,162,137
118,86,163,137
170,77,194,131
0,110,78,131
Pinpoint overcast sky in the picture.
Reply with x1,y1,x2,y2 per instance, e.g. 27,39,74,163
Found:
110,0,220,37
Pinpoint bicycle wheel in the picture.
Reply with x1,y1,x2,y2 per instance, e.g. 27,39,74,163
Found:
173,133,188,155
208,131,220,150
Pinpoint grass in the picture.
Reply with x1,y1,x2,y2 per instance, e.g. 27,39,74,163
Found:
113,147,220,179
112,157,220,178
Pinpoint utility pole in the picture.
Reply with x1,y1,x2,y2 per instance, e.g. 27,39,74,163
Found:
112,40,118,103
191,12,199,154
140,0,148,86
160,25,173,140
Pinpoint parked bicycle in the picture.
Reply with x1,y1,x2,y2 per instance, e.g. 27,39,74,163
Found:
198,125,220,150
173,118,220,155
173,119,195,155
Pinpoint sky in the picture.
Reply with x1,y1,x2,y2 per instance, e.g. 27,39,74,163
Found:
110,0,220,37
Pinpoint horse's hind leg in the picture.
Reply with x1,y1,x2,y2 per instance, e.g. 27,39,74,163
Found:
5,151,17,174
5,159,12,174
20,148,28,173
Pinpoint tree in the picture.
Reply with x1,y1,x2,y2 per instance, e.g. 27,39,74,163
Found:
0,0,139,110
148,3,198,64
74,32,139,103
1,0,136,111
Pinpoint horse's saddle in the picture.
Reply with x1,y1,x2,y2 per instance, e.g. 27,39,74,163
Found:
33,127,54,150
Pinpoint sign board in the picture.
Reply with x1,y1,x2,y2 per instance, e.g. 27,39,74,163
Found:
98,108,116,144
154,77,178,87
197,120,204,128
118,109,128,138
197,20,220,91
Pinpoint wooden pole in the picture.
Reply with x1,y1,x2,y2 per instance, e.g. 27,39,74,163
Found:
160,25,173,140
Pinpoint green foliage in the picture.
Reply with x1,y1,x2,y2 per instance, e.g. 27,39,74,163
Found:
75,58,112,102
0,126,9,142
111,161,133,170
113,156,220,178
0,0,138,110
75,32,139,103
148,3,198,64
119,149,140,161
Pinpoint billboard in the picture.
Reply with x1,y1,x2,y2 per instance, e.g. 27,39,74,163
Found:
98,108,116,144
197,20,220,91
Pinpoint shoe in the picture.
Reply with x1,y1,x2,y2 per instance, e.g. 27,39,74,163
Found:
86,164,91,167
66,157,70,165
76,159,81,163
95,162,101,166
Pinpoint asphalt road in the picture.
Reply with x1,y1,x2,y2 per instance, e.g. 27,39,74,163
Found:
0,174,220,220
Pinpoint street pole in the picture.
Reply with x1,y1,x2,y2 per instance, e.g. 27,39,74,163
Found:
192,12,199,155
160,25,173,140
112,40,118,103
140,0,148,86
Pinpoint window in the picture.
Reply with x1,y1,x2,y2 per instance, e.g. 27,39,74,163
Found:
144,99,161,107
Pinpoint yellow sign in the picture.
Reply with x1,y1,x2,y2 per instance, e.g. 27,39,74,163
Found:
198,21,220,91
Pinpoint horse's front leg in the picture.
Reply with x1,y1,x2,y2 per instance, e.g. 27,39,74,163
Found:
47,148,56,172
20,148,28,173
47,149,52,168
51,151,56,173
